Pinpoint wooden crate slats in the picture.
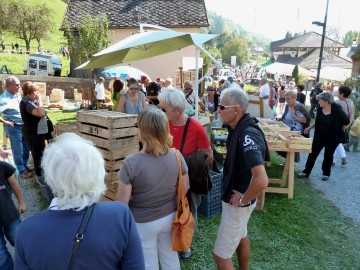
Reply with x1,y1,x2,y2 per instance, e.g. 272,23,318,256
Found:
78,133,139,150
77,110,137,129
105,180,119,193
78,123,137,139
105,159,124,171
99,146,139,160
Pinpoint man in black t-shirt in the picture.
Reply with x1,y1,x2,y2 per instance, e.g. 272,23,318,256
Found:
309,82,323,118
0,158,26,270
213,90,269,270
144,78,161,106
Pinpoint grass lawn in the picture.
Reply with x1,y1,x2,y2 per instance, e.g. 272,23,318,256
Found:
0,0,70,76
1,110,360,269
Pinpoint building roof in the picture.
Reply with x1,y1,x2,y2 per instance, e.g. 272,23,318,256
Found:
279,31,346,49
270,37,294,52
61,0,209,30
283,49,352,69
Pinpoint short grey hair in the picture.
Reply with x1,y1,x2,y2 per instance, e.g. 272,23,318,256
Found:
260,77,268,84
316,92,334,103
158,88,187,113
225,89,249,111
184,80,192,87
41,133,106,210
5,76,19,88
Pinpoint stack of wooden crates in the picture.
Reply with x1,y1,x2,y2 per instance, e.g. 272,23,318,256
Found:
77,110,139,201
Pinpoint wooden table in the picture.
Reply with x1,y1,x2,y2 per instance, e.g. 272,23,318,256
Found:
265,147,311,199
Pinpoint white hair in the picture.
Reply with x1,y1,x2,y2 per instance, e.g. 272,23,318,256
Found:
41,133,106,210
158,88,187,113
225,89,249,111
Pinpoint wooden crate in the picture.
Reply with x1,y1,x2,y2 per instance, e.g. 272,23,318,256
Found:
254,191,265,211
278,130,301,137
263,121,290,131
105,171,120,182
286,136,312,151
99,146,138,160
55,122,78,137
265,133,287,149
77,111,138,150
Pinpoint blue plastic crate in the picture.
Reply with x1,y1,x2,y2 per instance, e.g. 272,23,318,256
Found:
198,191,222,217
209,171,223,196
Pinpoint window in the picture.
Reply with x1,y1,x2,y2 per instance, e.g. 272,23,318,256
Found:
29,59,37,69
39,60,47,70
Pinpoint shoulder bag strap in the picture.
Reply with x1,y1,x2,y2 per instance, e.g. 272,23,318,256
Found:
179,117,191,154
67,203,95,270
172,148,183,204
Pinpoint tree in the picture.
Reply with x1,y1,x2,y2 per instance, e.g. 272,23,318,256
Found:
285,31,293,39
65,13,110,68
262,52,270,60
342,31,359,46
215,32,234,54
8,0,54,51
292,65,299,84
0,0,10,39
222,37,248,65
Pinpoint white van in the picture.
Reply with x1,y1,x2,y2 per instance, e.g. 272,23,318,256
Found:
24,54,62,76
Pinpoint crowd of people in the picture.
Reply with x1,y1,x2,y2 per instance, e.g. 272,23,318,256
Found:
1,71,359,269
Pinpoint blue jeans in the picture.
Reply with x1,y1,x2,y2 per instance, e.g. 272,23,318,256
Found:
0,218,21,270
4,125,30,174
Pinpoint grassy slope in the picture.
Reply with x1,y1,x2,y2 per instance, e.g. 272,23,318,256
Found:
2,112,360,269
0,0,70,75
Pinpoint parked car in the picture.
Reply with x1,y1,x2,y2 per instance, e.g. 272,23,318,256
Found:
24,54,62,77
244,78,261,90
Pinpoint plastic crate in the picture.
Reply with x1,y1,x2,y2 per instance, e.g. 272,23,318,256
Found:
36,176,54,201
211,128,228,146
209,171,222,196
198,191,222,217
213,148,226,165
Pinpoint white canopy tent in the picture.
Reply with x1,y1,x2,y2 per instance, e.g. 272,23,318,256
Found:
265,62,315,77
319,66,351,82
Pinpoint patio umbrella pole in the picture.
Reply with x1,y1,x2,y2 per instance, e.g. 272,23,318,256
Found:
195,47,200,120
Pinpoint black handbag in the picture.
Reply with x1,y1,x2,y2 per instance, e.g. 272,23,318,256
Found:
44,115,54,141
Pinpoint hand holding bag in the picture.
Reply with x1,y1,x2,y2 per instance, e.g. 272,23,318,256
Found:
171,149,195,252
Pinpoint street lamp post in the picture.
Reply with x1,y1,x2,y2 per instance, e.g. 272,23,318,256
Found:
312,0,329,82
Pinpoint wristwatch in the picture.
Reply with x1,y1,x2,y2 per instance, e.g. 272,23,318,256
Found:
238,195,247,206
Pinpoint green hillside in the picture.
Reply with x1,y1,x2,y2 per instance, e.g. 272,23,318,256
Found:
0,0,70,76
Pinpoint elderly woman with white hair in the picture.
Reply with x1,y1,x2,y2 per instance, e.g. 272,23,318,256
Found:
299,92,349,181
14,133,145,270
158,88,213,260
117,108,190,269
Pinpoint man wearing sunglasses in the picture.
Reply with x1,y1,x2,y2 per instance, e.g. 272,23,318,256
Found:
0,76,31,179
213,89,269,270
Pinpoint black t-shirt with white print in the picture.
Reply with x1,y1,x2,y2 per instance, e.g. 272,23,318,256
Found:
222,126,266,203
0,161,18,227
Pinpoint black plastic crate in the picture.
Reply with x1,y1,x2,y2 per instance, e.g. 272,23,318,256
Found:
209,171,222,196
198,191,222,217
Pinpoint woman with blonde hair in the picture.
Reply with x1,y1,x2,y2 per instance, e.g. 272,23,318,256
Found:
117,108,190,270
15,133,145,269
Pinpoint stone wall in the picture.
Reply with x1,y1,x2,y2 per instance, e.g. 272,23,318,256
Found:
0,75,92,99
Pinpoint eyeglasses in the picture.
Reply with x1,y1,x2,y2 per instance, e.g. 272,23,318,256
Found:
207,89,216,92
129,87,138,91
219,105,240,111
158,106,167,113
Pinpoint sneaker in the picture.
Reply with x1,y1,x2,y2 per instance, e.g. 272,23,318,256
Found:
180,248,192,260
321,175,329,181
341,158,347,165
298,172,309,178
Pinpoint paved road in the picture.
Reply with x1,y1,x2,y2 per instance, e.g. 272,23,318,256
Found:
296,148,360,225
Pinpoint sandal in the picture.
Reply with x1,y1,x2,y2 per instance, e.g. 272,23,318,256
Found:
321,175,329,181
298,172,309,178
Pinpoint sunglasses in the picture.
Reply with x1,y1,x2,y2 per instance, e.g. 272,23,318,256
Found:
158,106,167,113
207,89,216,92
129,87,138,91
219,105,240,111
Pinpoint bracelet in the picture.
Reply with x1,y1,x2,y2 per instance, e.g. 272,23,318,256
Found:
238,195,246,206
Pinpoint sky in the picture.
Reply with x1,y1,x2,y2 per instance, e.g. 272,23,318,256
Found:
204,0,360,42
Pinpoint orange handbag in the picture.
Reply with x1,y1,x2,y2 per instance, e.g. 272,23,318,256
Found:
171,149,195,252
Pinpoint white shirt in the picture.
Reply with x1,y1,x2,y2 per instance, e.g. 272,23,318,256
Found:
259,83,270,103
95,83,105,100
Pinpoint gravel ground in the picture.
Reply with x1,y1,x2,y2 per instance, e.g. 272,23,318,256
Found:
296,148,360,225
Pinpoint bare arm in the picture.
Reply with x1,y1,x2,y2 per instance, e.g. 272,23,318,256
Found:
141,93,146,109
30,94,46,117
116,180,132,204
230,164,269,206
199,98,206,111
117,95,126,112
8,174,26,213
0,116,14,127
